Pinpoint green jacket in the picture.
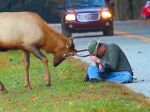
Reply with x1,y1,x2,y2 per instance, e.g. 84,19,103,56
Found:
97,43,133,74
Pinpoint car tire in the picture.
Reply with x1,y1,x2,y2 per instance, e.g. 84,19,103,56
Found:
103,24,114,36
61,24,72,38
103,28,114,36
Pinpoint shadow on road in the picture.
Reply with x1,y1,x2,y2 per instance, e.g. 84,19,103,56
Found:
73,34,103,39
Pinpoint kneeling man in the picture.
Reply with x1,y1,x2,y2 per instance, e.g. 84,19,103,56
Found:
86,40,133,83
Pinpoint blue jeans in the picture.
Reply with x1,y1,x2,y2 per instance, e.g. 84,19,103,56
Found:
87,66,133,83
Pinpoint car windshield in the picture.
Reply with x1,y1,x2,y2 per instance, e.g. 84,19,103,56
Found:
145,1,150,6
68,0,106,8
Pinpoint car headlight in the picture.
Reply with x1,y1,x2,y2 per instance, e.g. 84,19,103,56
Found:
65,14,75,21
101,11,112,19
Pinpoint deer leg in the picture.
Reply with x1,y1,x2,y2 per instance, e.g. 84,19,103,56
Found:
26,46,51,86
22,51,32,90
0,81,7,93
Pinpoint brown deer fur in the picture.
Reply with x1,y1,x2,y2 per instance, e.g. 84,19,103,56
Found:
0,12,76,92
0,81,7,93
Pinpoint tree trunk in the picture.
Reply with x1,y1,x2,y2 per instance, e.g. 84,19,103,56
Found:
132,0,147,19
114,0,147,20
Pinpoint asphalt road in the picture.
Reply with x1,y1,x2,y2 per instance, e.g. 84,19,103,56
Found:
50,21,150,98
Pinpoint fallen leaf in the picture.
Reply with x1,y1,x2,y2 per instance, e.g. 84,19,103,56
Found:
69,101,74,105
31,95,38,102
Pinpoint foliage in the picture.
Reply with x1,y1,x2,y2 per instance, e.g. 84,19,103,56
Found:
0,0,64,23
0,51,150,112
0,0,148,22
114,0,148,20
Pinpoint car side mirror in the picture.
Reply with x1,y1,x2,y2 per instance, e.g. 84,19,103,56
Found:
57,4,65,10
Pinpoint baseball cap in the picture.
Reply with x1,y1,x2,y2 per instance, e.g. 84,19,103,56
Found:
88,40,99,55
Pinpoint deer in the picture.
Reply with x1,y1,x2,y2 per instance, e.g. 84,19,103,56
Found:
0,12,76,92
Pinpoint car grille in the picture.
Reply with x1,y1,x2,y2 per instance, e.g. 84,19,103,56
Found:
77,13,100,22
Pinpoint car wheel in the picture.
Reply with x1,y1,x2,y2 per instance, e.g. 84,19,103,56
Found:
61,24,72,38
103,26,114,36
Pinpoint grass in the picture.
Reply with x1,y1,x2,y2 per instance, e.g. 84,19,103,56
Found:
0,51,150,112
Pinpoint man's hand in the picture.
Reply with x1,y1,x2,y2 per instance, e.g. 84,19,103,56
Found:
90,56,100,63
98,64,103,71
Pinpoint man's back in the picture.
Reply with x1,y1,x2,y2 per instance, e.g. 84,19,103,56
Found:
100,43,132,74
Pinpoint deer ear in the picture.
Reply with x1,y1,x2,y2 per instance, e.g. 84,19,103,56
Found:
70,37,74,40
69,37,74,46
66,38,71,48
66,37,74,48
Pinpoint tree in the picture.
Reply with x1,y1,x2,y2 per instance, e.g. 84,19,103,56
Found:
114,0,147,20
0,0,148,22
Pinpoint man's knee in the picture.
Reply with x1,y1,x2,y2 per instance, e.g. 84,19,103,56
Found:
88,66,98,73
87,66,100,80
123,73,133,83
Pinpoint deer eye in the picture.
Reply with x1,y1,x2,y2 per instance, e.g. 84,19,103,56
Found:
63,54,67,58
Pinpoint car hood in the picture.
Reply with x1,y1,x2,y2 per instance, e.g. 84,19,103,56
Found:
67,7,102,13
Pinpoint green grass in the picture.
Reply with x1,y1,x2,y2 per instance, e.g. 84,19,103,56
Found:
0,51,150,112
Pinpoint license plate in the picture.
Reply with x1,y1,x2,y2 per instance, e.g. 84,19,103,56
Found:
77,13,99,22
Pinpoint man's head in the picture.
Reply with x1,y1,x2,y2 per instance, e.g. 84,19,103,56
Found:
88,40,105,57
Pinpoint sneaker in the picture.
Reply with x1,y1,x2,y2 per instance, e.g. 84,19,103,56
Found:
84,74,89,82
89,78,102,83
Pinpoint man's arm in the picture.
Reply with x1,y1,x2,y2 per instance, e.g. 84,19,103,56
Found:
91,44,119,70
106,45,119,70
